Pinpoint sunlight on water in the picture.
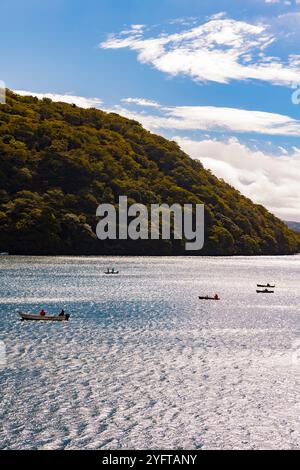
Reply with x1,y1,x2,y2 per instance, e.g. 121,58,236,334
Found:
0,255,300,449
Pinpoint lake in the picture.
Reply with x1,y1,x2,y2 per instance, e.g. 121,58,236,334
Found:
0,255,299,449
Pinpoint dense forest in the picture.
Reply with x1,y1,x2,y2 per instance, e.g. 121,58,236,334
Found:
0,90,299,255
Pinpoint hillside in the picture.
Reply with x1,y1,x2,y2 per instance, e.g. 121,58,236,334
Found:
285,221,300,233
0,90,299,255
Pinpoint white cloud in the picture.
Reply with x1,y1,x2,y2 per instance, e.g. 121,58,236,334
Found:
175,136,300,221
14,90,103,108
110,103,300,137
100,16,300,86
265,0,296,4
130,24,145,31
121,97,161,108
168,17,198,26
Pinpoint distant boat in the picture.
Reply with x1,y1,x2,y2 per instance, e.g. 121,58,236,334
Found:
199,295,220,301
104,268,119,274
257,283,275,288
0,252,9,256
18,311,70,321
256,289,274,294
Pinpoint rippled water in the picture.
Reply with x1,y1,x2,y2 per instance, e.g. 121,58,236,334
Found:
0,255,299,450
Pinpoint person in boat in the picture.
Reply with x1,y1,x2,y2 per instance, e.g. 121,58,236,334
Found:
214,293,220,300
39,309,46,316
59,309,65,317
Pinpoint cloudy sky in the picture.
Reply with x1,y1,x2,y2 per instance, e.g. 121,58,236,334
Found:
1,0,300,220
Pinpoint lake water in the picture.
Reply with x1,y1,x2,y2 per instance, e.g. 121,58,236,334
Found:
0,255,299,450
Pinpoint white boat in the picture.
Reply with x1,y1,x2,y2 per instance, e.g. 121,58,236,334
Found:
104,268,119,274
18,311,70,321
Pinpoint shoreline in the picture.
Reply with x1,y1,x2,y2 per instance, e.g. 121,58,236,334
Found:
1,253,300,258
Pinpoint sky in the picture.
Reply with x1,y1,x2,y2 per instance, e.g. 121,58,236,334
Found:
0,0,300,220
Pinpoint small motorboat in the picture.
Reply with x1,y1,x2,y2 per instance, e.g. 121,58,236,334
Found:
257,283,275,288
18,311,70,321
199,295,220,301
0,252,9,256
256,289,274,294
104,268,119,274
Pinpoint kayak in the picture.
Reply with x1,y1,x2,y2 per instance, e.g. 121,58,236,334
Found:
257,284,275,288
104,271,119,274
256,290,274,294
18,311,70,321
199,296,220,300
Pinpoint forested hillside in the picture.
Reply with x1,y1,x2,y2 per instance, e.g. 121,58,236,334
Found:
0,91,299,255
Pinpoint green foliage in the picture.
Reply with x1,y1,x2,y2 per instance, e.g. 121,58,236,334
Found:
0,90,299,255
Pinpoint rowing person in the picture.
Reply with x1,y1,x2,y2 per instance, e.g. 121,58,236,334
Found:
39,309,46,316
214,293,220,300
59,309,65,317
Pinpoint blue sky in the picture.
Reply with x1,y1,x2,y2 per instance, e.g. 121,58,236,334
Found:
1,0,300,220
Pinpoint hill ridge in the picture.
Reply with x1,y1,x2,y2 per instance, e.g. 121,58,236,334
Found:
0,90,299,255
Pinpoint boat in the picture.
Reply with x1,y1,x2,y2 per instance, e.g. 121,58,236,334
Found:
104,268,119,274
0,252,9,256
199,296,220,300
18,311,70,321
257,284,275,288
256,289,274,294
